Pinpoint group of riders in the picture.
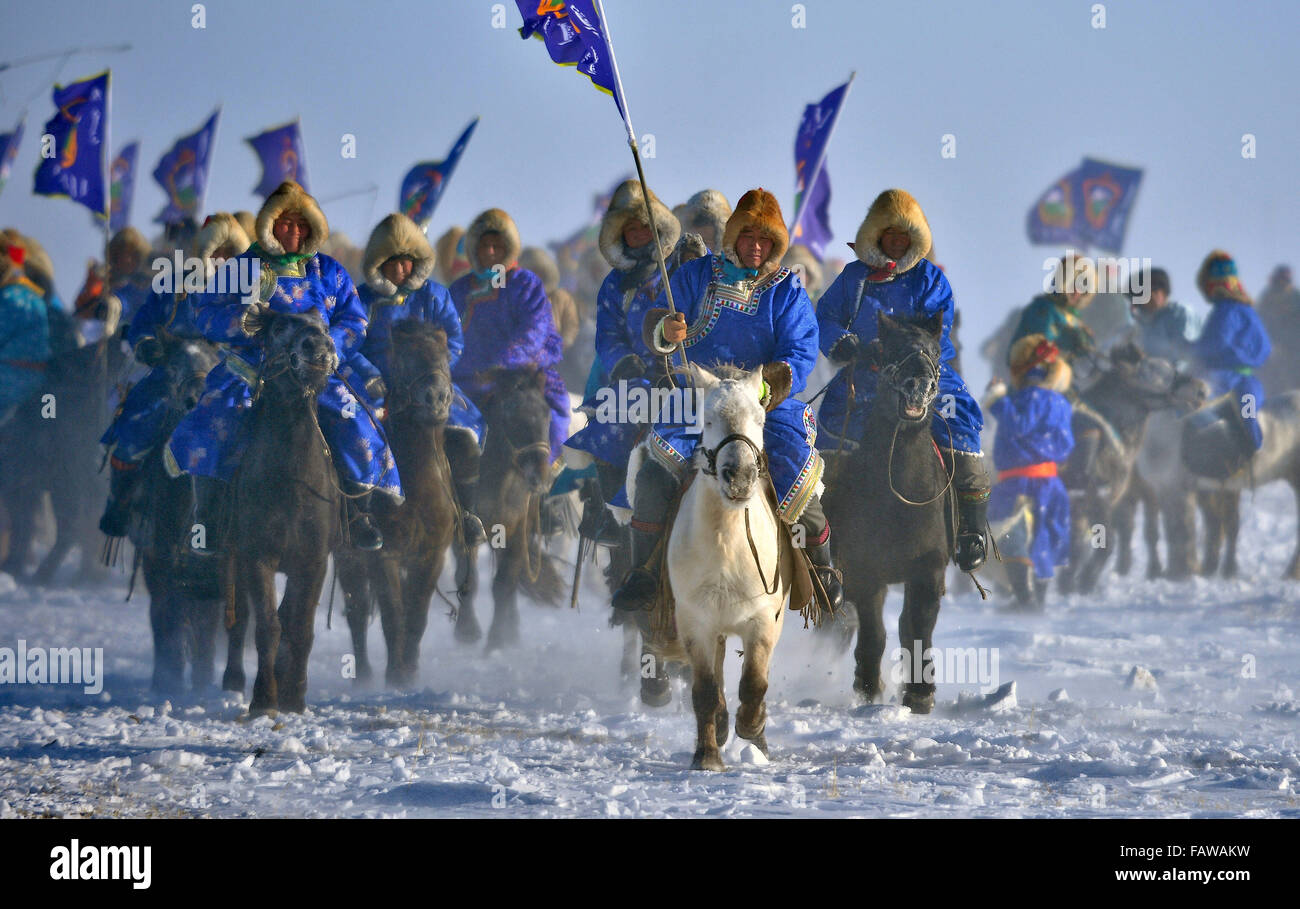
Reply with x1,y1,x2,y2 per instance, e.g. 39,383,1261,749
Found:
0,175,1284,611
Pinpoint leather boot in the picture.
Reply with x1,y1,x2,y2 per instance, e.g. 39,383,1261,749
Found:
611,459,677,613
796,495,844,612
189,476,228,556
445,429,487,545
346,490,383,551
454,475,487,546
948,449,991,572
99,460,141,537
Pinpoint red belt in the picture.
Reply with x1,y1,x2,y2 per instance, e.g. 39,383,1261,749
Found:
1,359,47,372
998,461,1057,481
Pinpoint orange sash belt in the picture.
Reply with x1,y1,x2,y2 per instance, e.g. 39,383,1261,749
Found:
998,461,1057,481
1,359,47,372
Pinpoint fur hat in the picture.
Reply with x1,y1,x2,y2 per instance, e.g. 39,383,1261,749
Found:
255,180,329,258
195,212,252,264
435,226,470,286
1197,250,1252,305
363,213,436,295
108,226,150,266
233,211,257,242
1048,252,1098,309
519,246,561,293
464,208,521,273
598,180,680,272
721,188,788,280
781,243,824,299
853,189,932,275
2,229,56,297
676,189,731,250
1009,333,1072,392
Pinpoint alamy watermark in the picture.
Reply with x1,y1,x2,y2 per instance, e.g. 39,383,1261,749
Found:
151,250,260,305
889,642,1001,693
592,379,698,425
1042,252,1154,305
0,640,104,694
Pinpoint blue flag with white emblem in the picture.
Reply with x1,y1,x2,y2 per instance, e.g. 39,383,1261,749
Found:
33,71,109,216
399,117,479,229
1028,157,1143,253
516,1,626,120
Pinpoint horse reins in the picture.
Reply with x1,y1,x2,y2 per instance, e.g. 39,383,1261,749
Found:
697,431,779,595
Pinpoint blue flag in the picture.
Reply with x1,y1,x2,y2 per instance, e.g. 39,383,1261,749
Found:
399,117,479,228
516,1,625,120
1074,157,1143,253
247,120,309,198
1027,157,1144,253
792,78,852,260
152,109,219,225
0,117,23,198
107,141,138,231
33,71,109,216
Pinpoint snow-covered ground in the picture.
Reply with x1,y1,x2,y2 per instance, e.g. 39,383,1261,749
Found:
1,483,1298,819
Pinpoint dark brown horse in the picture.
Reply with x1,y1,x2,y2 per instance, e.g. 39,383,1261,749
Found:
824,312,951,714
336,321,460,687
458,367,564,651
129,338,223,691
0,330,128,583
222,310,340,714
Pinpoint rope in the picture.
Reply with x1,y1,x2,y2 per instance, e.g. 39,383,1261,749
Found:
743,506,780,596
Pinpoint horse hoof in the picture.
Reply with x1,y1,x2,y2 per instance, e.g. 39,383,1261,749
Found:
691,749,726,772
1146,564,1163,581
454,619,482,645
902,689,934,714
736,704,767,742
640,675,672,708
247,704,277,719
221,670,246,693
1222,562,1238,579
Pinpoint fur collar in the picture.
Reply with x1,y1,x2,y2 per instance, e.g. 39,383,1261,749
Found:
256,180,329,258
363,213,436,295
853,189,932,275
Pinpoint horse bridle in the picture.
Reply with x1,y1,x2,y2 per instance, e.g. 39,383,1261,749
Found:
384,369,447,417
700,432,768,478
876,347,941,420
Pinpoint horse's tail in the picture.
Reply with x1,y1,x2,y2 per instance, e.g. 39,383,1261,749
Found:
521,550,566,608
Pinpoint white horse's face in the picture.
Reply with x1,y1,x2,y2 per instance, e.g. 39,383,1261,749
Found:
692,364,768,507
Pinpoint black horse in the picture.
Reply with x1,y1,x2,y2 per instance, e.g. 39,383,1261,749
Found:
458,367,564,651
222,311,340,714
824,312,951,714
1056,343,1208,595
128,338,223,691
0,331,128,583
337,321,461,687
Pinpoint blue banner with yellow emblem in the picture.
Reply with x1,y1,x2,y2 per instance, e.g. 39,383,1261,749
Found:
33,71,109,216
1028,157,1143,253
516,1,625,120
152,109,219,225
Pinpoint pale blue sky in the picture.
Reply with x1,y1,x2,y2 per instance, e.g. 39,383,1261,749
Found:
2,0,1297,389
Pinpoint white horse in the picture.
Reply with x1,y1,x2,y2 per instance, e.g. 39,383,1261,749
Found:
629,363,796,771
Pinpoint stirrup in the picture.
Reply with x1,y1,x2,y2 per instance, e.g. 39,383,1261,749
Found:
349,513,383,551
462,511,486,546
955,530,987,572
612,567,658,613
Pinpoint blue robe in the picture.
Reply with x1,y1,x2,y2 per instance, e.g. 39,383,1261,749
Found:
1194,299,1271,449
100,289,200,463
166,249,402,499
354,281,484,443
817,259,983,454
646,254,823,521
563,267,664,504
110,279,153,329
1134,300,1194,366
0,276,51,420
987,386,1074,579
448,267,568,461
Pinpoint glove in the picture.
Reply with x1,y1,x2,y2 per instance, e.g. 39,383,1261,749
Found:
661,311,688,345
760,362,793,412
364,375,387,400
609,354,648,384
240,302,271,336
829,334,861,365
134,337,166,367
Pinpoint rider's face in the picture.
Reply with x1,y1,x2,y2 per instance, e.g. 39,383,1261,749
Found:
735,228,771,269
273,213,311,254
622,220,652,250
879,227,911,262
476,232,507,270
380,256,415,288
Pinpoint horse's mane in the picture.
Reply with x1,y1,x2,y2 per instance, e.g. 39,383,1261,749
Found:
711,363,750,382
390,320,449,364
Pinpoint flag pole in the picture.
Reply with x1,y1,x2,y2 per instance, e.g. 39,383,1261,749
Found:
198,106,221,224
789,71,855,240
593,0,688,372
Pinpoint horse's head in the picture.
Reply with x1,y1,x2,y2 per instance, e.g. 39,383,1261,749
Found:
480,367,553,493
1106,342,1209,413
690,363,767,506
386,321,453,425
870,311,943,424
161,337,219,413
248,308,337,400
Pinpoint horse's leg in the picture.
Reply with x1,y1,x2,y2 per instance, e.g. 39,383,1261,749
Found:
1286,479,1300,580
222,558,249,694
486,526,522,651
619,621,640,682
373,555,407,687
688,631,725,771
1077,499,1115,594
337,558,374,685
149,580,186,693
277,561,328,713
1198,490,1222,576
398,552,444,687
452,540,482,644
189,595,220,691
737,623,777,757
1057,510,1087,595
247,561,281,715
899,567,944,714
712,636,729,748
1164,486,1199,578
852,581,888,702
1112,488,1137,577
1221,491,1240,578
1,484,40,577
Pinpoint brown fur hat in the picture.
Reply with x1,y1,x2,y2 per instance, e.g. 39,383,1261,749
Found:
721,188,789,280
676,189,731,251
1009,333,1072,392
363,213,436,295
853,189,932,275
464,208,521,273
598,179,680,272
255,180,329,258
195,212,252,263
519,246,561,293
